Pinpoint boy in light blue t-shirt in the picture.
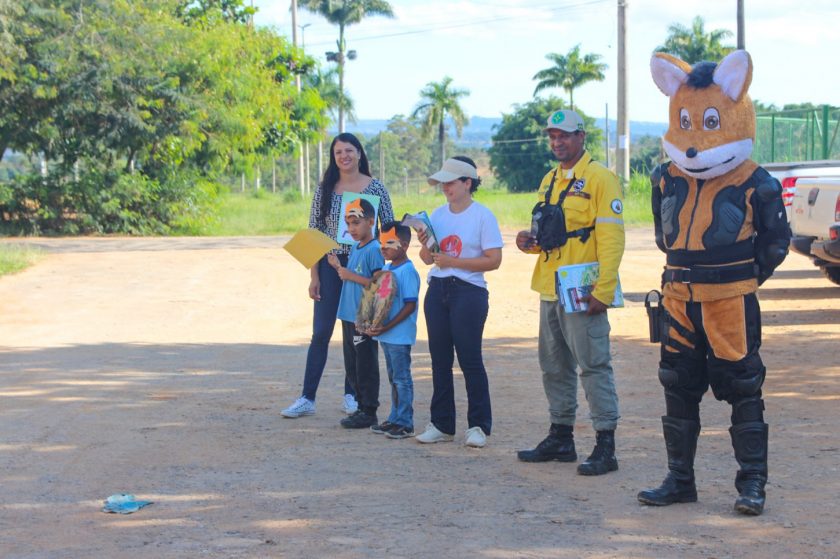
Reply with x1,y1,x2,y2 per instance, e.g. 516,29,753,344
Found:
366,222,421,439
328,198,384,429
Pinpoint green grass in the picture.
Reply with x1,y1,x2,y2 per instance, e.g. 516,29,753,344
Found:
0,245,43,277
192,176,653,236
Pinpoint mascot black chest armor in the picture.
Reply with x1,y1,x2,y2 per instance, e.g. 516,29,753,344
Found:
637,50,791,517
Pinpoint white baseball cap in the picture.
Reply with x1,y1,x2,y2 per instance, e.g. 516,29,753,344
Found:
543,109,585,133
427,158,479,186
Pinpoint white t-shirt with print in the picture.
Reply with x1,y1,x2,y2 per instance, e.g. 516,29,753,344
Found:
427,201,503,289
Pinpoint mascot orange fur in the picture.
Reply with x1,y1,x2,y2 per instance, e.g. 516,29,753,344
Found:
637,50,791,516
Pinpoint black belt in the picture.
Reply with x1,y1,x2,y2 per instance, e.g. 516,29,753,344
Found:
662,262,758,285
666,238,754,267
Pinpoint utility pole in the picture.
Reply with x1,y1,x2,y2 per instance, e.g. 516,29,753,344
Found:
737,0,745,49
291,0,305,197
317,142,324,186
605,103,610,170
379,132,384,182
300,23,312,195
616,0,630,182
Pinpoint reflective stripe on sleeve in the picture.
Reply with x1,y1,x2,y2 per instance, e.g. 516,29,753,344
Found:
596,217,624,225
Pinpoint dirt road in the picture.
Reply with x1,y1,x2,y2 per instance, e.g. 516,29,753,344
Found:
1,228,838,558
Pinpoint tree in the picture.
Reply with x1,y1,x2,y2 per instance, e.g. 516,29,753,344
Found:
753,99,778,114
0,0,329,234
300,0,394,132
656,15,734,64
0,0,24,82
630,135,663,176
489,97,603,192
532,45,607,110
305,65,356,125
363,115,433,189
176,0,256,25
412,76,469,168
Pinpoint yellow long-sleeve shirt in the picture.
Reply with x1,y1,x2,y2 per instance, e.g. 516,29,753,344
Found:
528,152,625,304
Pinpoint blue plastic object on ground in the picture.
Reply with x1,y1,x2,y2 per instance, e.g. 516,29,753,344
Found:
102,493,153,514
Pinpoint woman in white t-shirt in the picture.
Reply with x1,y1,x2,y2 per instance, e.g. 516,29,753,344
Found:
415,156,504,448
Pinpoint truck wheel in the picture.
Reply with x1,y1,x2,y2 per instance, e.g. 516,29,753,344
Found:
821,266,840,286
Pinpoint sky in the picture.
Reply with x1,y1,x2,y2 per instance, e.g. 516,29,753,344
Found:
253,0,840,125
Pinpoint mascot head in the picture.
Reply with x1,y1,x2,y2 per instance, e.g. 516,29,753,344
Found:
651,50,755,180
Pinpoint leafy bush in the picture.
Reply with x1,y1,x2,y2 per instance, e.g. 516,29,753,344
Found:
0,168,221,235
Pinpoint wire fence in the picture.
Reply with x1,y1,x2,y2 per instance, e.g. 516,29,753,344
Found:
755,105,840,163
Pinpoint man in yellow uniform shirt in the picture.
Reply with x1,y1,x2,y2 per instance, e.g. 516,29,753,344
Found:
515,109,625,476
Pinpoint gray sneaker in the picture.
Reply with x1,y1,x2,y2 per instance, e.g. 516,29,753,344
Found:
342,394,358,415
281,397,315,418
385,425,415,439
370,421,395,434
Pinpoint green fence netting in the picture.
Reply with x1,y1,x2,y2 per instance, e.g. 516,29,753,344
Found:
755,105,840,163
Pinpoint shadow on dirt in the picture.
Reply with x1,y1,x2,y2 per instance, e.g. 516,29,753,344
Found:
2,331,838,557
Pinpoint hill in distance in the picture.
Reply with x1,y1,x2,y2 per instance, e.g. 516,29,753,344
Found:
331,116,667,147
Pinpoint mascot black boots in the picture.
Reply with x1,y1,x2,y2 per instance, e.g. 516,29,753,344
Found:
577,430,618,476
517,423,576,462
730,421,768,515
638,417,700,505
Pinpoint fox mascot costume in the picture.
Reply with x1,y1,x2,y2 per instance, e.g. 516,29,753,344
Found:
637,50,791,515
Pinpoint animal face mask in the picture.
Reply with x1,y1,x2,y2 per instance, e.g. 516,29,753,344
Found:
651,50,756,180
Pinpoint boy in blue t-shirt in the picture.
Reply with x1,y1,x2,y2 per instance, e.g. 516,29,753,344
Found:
365,222,421,439
328,198,384,429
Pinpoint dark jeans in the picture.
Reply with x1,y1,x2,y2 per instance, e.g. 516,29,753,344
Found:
424,276,492,435
341,320,380,415
301,255,354,402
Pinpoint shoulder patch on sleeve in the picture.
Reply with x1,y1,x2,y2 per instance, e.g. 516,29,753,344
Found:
610,199,623,214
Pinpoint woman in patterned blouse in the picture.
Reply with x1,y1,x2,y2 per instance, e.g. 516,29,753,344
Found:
282,132,394,419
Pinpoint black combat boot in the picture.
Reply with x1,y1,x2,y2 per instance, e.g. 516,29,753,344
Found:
730,421,768,515
577,430,618,476
517,424,576,462
638,416,700,505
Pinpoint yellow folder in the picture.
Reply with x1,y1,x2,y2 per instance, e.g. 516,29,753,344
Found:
283,229,340,269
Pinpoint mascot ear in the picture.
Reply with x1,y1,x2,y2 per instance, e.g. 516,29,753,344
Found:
713,50,753,102
650,53,691,97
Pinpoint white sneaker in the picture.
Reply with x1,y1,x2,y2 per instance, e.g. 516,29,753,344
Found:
342,394,358,415
416,423,454,444
281,397,315,418
465,426,487,448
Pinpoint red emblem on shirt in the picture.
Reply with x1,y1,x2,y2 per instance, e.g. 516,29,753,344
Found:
440,235,462,257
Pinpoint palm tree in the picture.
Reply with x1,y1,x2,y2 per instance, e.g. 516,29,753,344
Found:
306,65,356,124
532,45,607,110
656,15,734,64
300,0,394,132
411,76,469,167
305,65,356,179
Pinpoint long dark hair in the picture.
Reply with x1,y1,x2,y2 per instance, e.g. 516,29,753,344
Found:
318,133,371,227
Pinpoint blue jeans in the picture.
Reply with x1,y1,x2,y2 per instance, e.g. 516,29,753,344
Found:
424,277,492,436
301,255,354,401
381,342,414,429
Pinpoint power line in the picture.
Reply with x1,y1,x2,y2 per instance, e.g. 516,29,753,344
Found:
306,0,611,47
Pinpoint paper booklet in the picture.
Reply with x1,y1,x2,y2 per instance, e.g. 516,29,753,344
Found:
555,261,624,313
401,211,439,253
283,228,340,269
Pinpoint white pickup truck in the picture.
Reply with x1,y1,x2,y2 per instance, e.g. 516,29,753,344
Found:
789,177,840,285
764,160,840,221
